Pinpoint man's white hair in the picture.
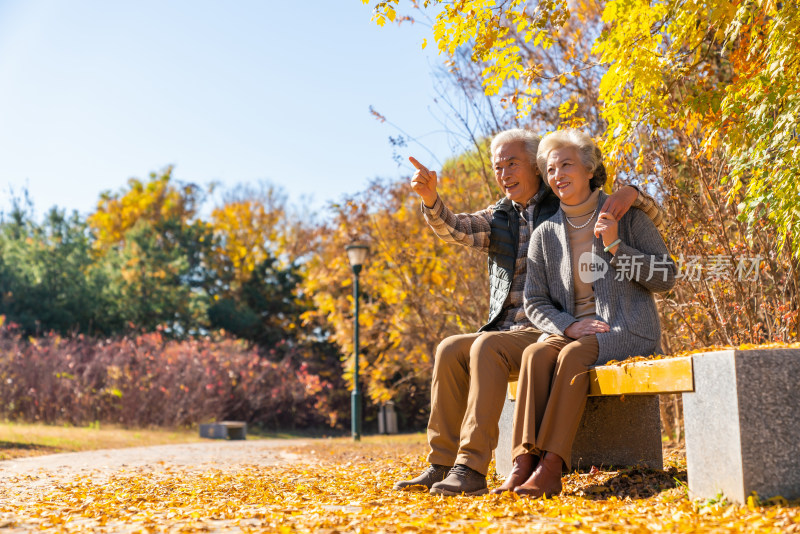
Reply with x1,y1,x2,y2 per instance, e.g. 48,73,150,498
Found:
490,129,540,166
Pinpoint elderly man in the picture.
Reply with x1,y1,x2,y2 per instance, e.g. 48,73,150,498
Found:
394,128,663,496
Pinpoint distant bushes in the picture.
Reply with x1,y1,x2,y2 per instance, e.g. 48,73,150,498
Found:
0,322,343,430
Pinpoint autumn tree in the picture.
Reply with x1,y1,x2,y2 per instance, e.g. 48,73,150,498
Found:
205,184,325,355
592,0,800,258
207,185,294,348
364,0,800,259
207,185,285,294
87,167,213,335
89,167,207,249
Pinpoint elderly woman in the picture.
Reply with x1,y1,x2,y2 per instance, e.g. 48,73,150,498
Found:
494,129,676,497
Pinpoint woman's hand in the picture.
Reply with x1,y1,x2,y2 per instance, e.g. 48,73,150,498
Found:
565,319,610,339
594,212,620,254
409,156,438,207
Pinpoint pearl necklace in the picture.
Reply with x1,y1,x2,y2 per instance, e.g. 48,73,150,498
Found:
565,207,598,230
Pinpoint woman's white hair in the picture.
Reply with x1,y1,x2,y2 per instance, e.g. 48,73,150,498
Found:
536,129,600,177
490,128,540,166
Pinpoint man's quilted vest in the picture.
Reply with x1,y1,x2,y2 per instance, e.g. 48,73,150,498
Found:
478,191,559,332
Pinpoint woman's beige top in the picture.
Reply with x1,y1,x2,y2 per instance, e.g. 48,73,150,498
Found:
561,188,600,321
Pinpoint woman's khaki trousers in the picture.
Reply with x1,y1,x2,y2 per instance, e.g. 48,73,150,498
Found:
512,334,599,470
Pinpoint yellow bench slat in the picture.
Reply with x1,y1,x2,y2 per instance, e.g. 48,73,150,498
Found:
506,356,694,400
589,356,694,395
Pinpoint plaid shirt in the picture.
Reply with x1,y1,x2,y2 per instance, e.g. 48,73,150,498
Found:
422,188,663,332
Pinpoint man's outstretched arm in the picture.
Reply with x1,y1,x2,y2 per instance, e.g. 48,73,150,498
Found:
410,156,493,252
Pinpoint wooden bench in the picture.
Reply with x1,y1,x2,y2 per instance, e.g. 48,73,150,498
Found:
494,348,800,503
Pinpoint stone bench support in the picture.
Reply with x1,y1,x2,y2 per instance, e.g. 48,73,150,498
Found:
496,394,663,476
683,349,800,502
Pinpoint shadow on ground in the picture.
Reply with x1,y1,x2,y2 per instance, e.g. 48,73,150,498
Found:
567,466,688,500
0,441,63,460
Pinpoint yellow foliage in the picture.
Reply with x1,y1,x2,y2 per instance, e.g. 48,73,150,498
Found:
209,198,281,292
603,341,800,368
364,0,800,257
88,166,202,251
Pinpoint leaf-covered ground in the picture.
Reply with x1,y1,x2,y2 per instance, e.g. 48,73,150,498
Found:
1,435,798,532
604,342,800,366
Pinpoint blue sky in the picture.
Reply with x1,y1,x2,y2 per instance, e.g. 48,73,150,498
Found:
0,1,455,217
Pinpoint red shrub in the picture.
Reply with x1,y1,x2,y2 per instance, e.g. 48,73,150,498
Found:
0,324,339,429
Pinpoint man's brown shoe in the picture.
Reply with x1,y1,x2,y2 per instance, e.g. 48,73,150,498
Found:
491,453,538,494
513,452,563,498
429,464,488,496
393,464,450,491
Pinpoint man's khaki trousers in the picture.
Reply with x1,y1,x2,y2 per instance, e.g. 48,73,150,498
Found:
426,329,542,476
512,334,599,470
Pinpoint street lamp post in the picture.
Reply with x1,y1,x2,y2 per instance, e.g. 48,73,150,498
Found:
345,242,369,441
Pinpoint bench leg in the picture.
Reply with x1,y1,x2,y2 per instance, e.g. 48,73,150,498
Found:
683,349,800,503
495,396,516,477
496,395,662,478
571,395,662,470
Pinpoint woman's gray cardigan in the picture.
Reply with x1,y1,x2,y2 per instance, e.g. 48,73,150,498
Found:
523,191,677,366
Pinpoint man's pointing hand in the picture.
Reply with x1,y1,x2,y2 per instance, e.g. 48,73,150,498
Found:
409,156,438,207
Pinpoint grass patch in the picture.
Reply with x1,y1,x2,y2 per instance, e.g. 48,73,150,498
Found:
0,421,203,460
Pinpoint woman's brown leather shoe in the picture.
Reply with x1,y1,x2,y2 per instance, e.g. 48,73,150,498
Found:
513,452,563,498
491,453,538,494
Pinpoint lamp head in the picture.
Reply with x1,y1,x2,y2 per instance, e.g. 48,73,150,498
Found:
345,242,370,273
